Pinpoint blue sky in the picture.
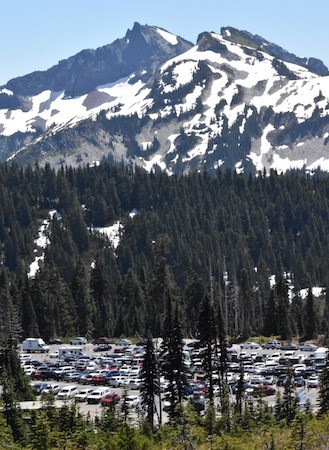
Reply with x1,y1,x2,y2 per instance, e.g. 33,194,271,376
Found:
1,0,328,85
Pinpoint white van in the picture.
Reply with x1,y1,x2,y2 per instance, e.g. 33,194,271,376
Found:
22,338,49,353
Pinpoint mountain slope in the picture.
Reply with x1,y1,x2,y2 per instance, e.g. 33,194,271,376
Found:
1,25,329,174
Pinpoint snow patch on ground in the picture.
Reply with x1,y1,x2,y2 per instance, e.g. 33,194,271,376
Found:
92,221,123,249
235,161,244,174
28,209,61,278
299,287,325,299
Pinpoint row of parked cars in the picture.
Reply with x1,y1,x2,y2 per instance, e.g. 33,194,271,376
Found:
241,340,319,351
31,382,140,407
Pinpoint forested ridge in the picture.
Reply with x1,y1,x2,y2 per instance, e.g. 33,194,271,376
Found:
0,161,329,343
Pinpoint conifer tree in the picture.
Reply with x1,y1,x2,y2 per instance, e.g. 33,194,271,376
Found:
303,287,318,340
281,367,299,425
140,337,160,429
276,274,292,340
161,299,187,420
198,292,216,404
318,354,329,414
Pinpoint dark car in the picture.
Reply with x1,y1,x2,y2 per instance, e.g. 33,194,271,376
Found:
48,338,63,345
63,372,83,382
262,341,282,349
182,384,197,395
93,344,111,352
32,383,49,394
281,343,299,350
276,375,289,386
293,377,306,387
32,368,61,381
30,360,43,367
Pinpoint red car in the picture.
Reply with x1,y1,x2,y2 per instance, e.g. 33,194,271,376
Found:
93,337,111,345
91,374,107,385
252,385,276,396
100,392,121,406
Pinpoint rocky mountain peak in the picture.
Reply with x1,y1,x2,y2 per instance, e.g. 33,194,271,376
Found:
220,26,329,76
2,23,192,99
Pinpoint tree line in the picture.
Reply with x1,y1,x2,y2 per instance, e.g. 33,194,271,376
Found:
0,161,329,342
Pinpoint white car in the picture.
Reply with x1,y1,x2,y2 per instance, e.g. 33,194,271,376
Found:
306,375,320,388
23,365,35,376
74,388,95,402
42,384,62,395
70,337,87,345
123,395,140,408
108,375,128,387
129,378,143,390
87,387,111,404
115,339,132,346
241,342,261,350
57,385,79,399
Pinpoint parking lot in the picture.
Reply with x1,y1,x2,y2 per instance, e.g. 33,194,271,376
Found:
19,339,325,421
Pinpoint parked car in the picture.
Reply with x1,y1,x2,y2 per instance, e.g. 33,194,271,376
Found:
100,392,121,406
32,368,61,381
276,375,289,386
53,366,76,379
42,384,62,395
93,344,111,352
123,395,140,408
48,338,63,345
57,385,79,400
90,374,107,385
74,388,95,402
115,339,132,346
70,337,87,345
241,342,261,350
79,373,98,385
281,343,299,350
252,385,276,396
263,375,276,385
93,337,111,345
306,375,320,388
62,372,83,383
32,383,49,395
262,341,282,349
293,377,306,387
129,379,143,390
87,388,111,404
191,392,206,411
300,343,318,352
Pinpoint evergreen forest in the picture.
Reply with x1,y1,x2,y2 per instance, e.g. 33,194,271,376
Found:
0,161,329,343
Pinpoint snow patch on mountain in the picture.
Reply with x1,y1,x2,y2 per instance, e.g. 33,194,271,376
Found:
248,124,275,172
155,27,178,45
307,157,329,172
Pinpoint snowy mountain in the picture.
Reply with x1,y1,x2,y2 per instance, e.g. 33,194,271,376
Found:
2,24,329,174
